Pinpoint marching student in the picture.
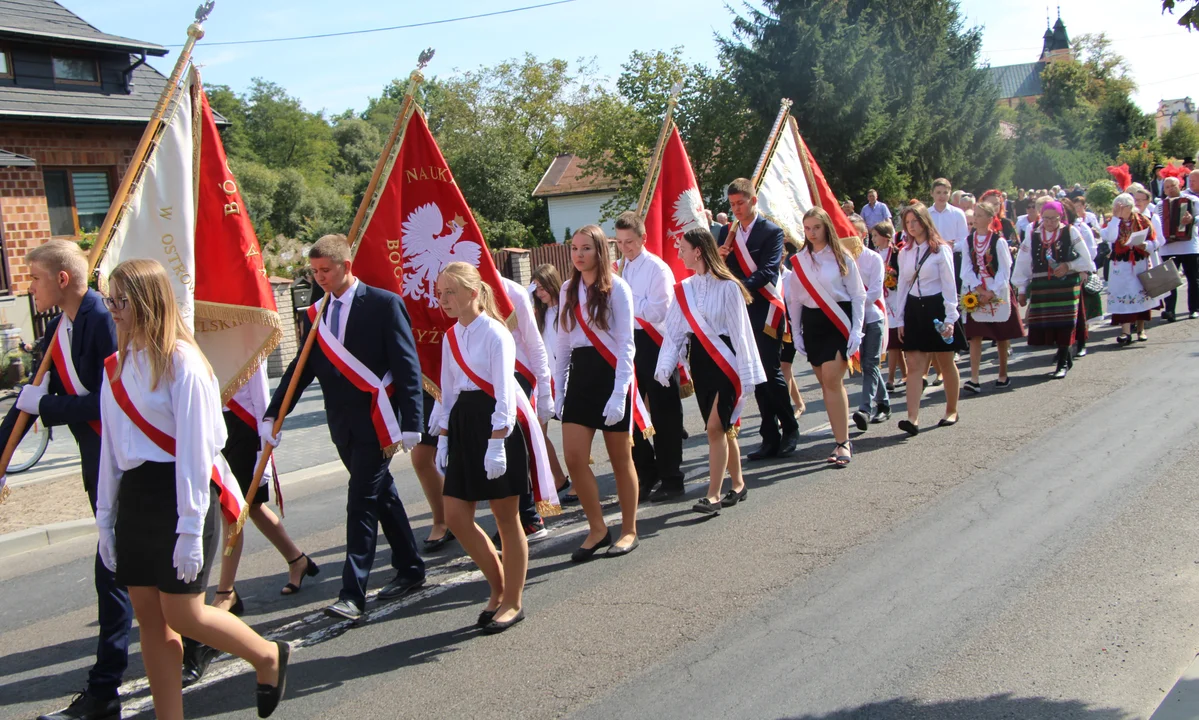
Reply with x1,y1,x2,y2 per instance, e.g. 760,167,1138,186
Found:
657,228,764,514
554,225,641,561
717,178,799,460
960,200,1023,392
894,203,964,435
1012,201,1096,377
263,234,426,623
433,262,538,633
1,240,129,720
871,221,907,396
530,263,573,502
95,259,287,720
786,208,866,467
614,211,686,503
845,215,888,430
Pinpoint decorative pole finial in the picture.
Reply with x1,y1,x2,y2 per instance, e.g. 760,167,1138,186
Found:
668,80,683,106
417,48,435,70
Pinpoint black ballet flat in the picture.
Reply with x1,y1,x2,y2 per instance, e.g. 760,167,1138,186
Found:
898,419,919,437
605,537,640,557
570,530,611,563
476,608,498,628
423,529,455,552
938,415,959,427
692,498,721,516
256,640,290,718
721,487,748,507
482,609,525,634
281,553,320,596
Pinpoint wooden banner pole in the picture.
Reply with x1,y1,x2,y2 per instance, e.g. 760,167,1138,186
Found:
636,80,685,216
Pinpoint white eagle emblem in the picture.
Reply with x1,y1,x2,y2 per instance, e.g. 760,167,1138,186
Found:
670,187,707,238
400,202,482,307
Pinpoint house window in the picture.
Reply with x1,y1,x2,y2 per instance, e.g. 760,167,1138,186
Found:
0,48,10,78
44,169,113,236
52,56,99,85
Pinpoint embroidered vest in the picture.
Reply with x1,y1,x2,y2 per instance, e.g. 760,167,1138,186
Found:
968,231,1001,279
1030,227,1078,275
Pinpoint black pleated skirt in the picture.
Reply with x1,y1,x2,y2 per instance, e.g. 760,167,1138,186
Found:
903,294,967,353
221,411,267,506
444,390,531,502
115,461,218,594
801,303,852,366
690,334,736,432
561,346,631,432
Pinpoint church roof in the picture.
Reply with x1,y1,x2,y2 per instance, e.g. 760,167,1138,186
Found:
985,62,1045,100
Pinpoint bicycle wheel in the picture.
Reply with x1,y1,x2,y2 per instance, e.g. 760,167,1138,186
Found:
0,394,51,473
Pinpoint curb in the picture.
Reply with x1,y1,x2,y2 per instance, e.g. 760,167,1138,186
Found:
1152,652,1199,719
0,460,349,561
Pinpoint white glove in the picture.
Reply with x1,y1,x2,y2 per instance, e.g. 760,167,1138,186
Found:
484,438,506,479
98,526,117,572
654,366,672,388
795,333,807,360
846,332,861,358
258,419,282,448
402,431,421,451
15,377,48,415
602,391,627,426
173,532,203,584
536,392,553,424
435,435,449,474
554,391,565,421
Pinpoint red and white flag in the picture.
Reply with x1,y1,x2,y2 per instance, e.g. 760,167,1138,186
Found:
642,124,707,281
353,110,513,396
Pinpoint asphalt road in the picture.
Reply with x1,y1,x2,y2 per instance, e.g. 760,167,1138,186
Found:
3,316,1199,720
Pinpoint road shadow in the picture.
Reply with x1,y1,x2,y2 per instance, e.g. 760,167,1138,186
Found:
781,693,1129,719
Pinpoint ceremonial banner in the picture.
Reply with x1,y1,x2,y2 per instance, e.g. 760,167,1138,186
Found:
642,124,707,280
793,125,859,241
193,81,282,402
97,70,198,330
352,109,513,396
756,116,815,245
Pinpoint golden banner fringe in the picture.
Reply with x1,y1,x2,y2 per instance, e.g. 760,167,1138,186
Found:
382,441,402,459
0,483,9,504
224,505,251,556
536,500,562,518
726,425,740,439
641,425,656,439
763,325,779,340
679,381,695,399
194,301,284,404
422,375,441,402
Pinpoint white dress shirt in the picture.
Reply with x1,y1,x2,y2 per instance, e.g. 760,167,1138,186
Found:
784,245,868,343
96,342,228,537
438,314,516,434
620,249,676,336
855,247,886,325
1072,219,1097,260
321,278,359,345
893,242,959,327
540,304,559,375
502,277,552,408
655,272,766,390
929,203,970,253
1011,225,1096,294
554,275,635,404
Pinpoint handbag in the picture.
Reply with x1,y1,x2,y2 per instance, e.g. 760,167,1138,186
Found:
1137,258,1185,298
1082,274,1105,296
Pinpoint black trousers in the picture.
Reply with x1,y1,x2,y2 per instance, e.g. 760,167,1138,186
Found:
335,440,426,608
754,329,797,444
631,330,685,491
82,446,132,700
1165,254,1199,315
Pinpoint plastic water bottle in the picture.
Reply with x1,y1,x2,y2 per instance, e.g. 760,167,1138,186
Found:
932,319,954,344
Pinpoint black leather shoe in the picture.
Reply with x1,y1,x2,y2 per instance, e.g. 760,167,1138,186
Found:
649,485,686,502
721,486,748,507
571,529,612,562
324,598,363,623
37,692,120,720
638,479,659,502
377,573,425,600
256,640,290,718
605,536,639,557
482,609,525,634
852,411,870,431
477,608,497,627
747,441,779,460
692,498,721,515
870,407,891,424
182,639,222,688
777,430,800,457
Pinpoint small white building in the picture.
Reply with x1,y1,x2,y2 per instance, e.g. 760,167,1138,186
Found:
533,154,626,243
1157,97,1199,136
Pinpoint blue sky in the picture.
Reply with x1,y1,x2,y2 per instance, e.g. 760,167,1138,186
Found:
66,0,1199,116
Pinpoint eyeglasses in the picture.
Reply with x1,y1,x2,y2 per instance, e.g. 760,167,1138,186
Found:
102,296,128,310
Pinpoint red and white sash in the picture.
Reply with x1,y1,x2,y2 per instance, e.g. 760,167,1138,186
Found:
446,327,560,517
103,354,246,526
790,253,861,371
635,317,693,395
50,319,103,436
728,222,787,338
306,303,403,452
571,300,652,437
675,280,746,427
225,397,283,516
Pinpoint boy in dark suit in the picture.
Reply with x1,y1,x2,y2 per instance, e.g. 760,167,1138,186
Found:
717,178,799,459
264,234,425,623
1,240,129,720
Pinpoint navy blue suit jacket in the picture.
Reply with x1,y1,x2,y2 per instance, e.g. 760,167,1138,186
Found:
266,280,423,448
717,215,785,329
0,289,116,505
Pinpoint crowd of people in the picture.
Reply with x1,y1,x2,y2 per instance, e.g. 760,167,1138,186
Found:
13,164,1199,720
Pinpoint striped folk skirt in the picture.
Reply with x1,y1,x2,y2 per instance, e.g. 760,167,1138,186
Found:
1026,274,1081,348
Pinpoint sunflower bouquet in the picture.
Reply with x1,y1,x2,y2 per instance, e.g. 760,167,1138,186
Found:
962,289,1006,313
884,267,898,291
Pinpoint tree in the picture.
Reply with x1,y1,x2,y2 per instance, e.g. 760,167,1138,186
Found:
1039,60,1090,118
242,79,338,178
1161,115,1199,161
1094,93,1155,156
1012,143,1109,190
1162,0,1199,30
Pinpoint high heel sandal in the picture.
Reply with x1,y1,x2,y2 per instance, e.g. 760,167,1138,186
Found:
214,587,245,617
832,441,852,468
281,553,320,596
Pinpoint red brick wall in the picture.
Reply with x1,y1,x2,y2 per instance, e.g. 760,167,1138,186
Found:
0,122,143,291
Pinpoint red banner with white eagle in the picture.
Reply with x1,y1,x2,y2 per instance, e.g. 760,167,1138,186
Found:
352,109,513,397
642,124,706,280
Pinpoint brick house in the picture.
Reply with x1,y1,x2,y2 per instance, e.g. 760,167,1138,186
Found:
0,0,171,339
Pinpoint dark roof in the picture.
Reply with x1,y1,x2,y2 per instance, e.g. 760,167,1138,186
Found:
0,149,36,166
1050,18,1070,53
532,154,622,198
985,62,1045,100
0,0,167,55
0,62,171,122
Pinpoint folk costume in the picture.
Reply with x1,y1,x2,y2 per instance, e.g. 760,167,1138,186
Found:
620,249,685,495
655,272,766,435
1099,213,1161,324
893,241,966,353
960,229,1024,342
1012,219,1096,374
1164,186,1199,318
785,245,867,368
